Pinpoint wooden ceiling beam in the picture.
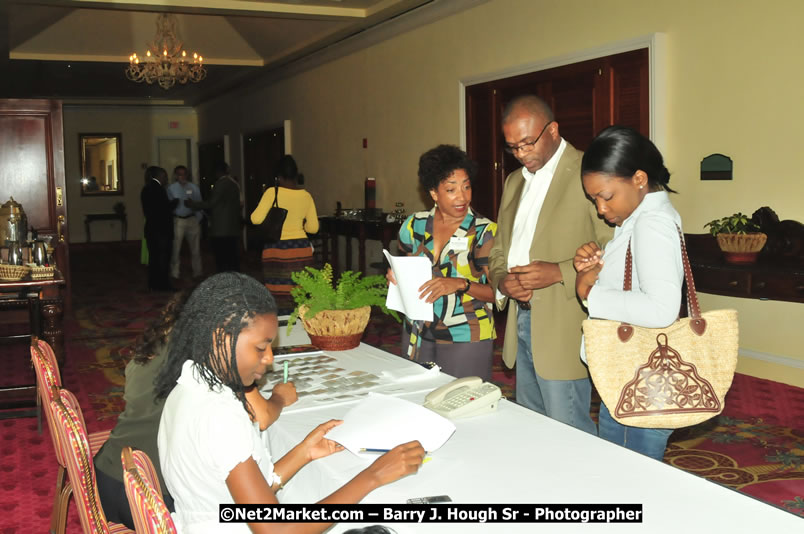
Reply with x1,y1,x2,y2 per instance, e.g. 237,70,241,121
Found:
19,1,371,20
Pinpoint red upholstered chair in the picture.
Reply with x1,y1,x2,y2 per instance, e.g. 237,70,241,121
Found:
30,337,112,534
121,447,177,534
49,385,133,534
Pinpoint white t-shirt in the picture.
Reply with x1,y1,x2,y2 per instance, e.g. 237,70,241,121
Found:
158,360,280,533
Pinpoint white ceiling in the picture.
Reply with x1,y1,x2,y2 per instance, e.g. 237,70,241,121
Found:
0,0,468,105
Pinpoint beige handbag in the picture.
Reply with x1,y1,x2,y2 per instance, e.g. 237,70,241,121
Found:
583,227,738,429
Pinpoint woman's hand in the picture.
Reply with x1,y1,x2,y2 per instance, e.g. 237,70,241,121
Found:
574,242,603,273
575,264,602,301
418,277,466,303
386,268,397,286
364,441,426,487
270,382,298,407
301,420,345,461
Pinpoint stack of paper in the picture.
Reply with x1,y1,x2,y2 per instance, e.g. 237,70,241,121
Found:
326,392,456,455
383,249,433,321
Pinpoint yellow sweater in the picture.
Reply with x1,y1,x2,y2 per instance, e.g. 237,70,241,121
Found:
250,187,319,240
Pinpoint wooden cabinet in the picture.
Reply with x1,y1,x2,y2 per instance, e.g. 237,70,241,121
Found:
685,232,804,303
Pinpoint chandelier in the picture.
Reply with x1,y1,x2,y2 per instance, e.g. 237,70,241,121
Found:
126,13,206,90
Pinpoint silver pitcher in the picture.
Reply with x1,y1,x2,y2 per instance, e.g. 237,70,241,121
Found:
7,241,24,265
31,240,47,266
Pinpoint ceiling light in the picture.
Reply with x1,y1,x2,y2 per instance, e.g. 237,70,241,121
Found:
125,13,206,90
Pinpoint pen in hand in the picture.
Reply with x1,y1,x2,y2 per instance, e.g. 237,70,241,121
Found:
283,361,289,384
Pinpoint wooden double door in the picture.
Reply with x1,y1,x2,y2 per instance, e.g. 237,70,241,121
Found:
466,48,649,221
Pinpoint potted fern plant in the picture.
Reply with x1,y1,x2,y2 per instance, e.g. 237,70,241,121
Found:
704,212,767,264
287,263,399,350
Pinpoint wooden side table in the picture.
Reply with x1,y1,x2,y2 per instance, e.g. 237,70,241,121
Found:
318,216,402,277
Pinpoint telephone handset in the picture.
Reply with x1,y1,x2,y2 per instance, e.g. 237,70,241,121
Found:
423,376,502,419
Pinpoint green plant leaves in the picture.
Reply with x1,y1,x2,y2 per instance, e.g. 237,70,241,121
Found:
703,212,760,236
286,263,400,333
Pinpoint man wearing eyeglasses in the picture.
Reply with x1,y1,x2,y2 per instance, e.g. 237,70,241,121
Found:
488,95,611,434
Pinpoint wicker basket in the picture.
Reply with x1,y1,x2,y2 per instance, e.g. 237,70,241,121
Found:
0,264,31,281
716,232,767,264
299,305,371,351
30,265,55,280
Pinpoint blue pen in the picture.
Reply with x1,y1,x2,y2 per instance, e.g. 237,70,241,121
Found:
283,361,289,383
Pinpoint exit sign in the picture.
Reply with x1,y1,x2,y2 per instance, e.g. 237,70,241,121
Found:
169,121,179,129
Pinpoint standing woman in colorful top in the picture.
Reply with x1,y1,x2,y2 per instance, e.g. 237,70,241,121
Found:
388,145,497,380
251,155,319,314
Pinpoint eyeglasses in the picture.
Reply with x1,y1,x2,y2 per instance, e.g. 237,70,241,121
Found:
504,120,554,154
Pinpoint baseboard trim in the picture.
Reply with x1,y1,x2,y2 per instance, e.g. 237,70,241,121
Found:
739,349,804,369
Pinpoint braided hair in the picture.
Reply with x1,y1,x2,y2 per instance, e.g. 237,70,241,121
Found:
132,288,193,365
154,273,277,416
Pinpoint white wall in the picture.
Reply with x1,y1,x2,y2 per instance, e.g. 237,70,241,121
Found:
64,105,198,243
194,0,804,386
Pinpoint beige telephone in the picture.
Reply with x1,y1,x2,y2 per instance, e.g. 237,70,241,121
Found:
423,376,502,419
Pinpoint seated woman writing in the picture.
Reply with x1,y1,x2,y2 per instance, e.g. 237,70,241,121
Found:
94,288,297,530
388,145,497,380
155,273,425,533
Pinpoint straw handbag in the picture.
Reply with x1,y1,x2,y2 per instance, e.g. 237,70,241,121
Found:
583,227,738,429
261,184,287,243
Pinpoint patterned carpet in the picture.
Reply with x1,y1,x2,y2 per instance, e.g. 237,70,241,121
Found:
0,241,801,534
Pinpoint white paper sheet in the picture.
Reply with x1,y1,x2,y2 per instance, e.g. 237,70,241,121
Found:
383,249,433,321
325,392,456,454
380,364,440,384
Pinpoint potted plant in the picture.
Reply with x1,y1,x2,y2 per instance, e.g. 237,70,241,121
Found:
704,212,767,264
288,263,399,350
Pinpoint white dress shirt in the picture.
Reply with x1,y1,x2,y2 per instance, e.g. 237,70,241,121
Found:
158,361,280,533
586,190,684,326
507,138,567,269
580,191,684,364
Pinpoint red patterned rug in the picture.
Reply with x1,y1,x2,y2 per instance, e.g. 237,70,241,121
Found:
1,241,802,534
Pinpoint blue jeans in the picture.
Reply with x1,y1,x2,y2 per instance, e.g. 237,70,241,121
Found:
598,402,673,461
515,309,596,435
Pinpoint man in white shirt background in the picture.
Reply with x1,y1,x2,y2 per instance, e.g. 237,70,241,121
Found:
167,165,204,280
488,95,612,434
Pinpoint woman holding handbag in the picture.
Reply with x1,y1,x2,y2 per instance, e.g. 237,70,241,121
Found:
573,125,683,461
251,155,319,314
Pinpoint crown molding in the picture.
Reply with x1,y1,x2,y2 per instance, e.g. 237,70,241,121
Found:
197,0,488,108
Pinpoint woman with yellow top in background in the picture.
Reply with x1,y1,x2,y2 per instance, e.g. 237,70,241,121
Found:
251,155,319,314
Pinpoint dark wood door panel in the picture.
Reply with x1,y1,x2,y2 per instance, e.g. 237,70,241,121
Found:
0,115,52,230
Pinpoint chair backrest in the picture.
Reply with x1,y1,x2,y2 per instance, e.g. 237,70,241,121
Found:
31,336,61,383
50,386,111,534
31,339,67,466
121,447,176,534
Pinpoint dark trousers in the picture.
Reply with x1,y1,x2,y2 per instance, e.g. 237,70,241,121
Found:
95,459,175,530
145,232,172,290
212,236,240,273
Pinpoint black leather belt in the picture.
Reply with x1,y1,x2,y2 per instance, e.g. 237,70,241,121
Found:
174,214,195,219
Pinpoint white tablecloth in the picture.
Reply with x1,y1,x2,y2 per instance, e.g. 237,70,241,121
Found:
265,333,802,533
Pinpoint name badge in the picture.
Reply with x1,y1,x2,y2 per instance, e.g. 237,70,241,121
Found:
449,236,469,251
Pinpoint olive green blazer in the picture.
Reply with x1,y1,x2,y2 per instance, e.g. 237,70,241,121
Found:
488,143,612,380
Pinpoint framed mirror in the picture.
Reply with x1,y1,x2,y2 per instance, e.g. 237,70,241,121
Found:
79,133,123,195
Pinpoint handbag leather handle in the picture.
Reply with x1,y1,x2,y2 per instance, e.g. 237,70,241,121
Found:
272,184,280,208
621,225,706,337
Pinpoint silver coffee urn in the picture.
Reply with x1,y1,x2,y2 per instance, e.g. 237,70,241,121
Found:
0,197,29,265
